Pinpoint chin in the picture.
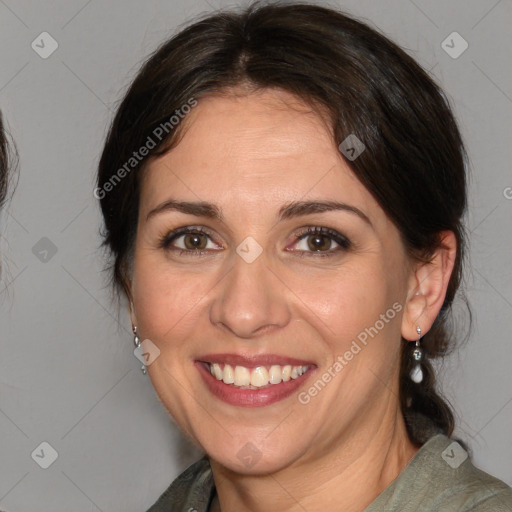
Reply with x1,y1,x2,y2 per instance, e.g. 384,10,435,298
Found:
205,436,306,476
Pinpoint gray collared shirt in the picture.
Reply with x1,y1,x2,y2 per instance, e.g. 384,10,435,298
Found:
145,434,512,511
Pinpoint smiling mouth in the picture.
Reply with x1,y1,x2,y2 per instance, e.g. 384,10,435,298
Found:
202,362,312,389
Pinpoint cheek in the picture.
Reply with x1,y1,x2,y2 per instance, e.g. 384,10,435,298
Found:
288,263,390,333
131,255,193,340
131,249,224,346
296,261,404,374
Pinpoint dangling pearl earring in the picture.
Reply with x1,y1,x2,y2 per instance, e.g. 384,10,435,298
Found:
410,326,424,383
133,325,147,375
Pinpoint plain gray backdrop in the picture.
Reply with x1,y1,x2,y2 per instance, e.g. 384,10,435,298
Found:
0,0,511,511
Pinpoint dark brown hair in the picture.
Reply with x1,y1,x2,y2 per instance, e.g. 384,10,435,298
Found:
97,1,468,446
0,111,10,209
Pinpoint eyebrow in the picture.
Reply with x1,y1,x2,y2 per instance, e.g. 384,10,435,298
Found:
146,200,222,222
278,200,371,225
146,199,372,226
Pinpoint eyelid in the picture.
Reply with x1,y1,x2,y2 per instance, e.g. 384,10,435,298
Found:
290,226,351,251
159,224,352,256
158,225,222,251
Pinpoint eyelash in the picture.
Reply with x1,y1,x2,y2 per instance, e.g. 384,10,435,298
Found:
158,226,214,256
293,226,351,258
158,225,351,258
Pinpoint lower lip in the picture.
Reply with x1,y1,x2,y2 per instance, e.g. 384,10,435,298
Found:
195,362,315,407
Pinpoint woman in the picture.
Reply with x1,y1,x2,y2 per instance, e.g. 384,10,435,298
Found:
96,3,512,511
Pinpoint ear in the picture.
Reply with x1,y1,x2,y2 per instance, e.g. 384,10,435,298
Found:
124,273,137,326
401,231,457,341
129,300,138,328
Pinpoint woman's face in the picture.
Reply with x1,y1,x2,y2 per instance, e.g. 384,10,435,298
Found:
131,88,414,474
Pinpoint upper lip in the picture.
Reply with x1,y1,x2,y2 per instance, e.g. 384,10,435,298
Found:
197,353,316,368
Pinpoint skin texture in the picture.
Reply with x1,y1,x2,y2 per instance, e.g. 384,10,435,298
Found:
129,88,456,512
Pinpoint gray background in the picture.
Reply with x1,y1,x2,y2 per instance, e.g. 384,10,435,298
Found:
0,0,511,510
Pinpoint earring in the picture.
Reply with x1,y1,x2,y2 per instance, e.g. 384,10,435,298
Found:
133,325,147,375
410,326,424,383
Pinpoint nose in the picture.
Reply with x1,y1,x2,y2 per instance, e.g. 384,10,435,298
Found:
209,250,291,339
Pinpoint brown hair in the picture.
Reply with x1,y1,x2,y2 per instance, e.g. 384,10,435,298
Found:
0,112,10,209
97,2,469,446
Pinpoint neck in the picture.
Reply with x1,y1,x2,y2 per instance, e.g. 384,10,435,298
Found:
209,405,419,512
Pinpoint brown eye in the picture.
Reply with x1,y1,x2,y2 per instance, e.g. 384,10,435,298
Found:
159,226,222,255
307,234,332,251
183,232,208,250
291,226,351,257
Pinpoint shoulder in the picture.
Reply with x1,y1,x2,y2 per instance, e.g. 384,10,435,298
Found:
428,434,512,511
145,455,215,512
366,434,512,512
432,445,512,511
148,436,512,512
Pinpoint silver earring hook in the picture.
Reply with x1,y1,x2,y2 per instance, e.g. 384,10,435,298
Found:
410,326,424,383
132,325,147,374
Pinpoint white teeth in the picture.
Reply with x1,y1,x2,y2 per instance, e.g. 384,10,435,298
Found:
250,367,269,388
234,365,251,386
222,364,235,384
207,362,310,388
214,364,223,380
269,365,282,384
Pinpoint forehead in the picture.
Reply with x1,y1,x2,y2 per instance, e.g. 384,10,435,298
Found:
139,89,378,225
